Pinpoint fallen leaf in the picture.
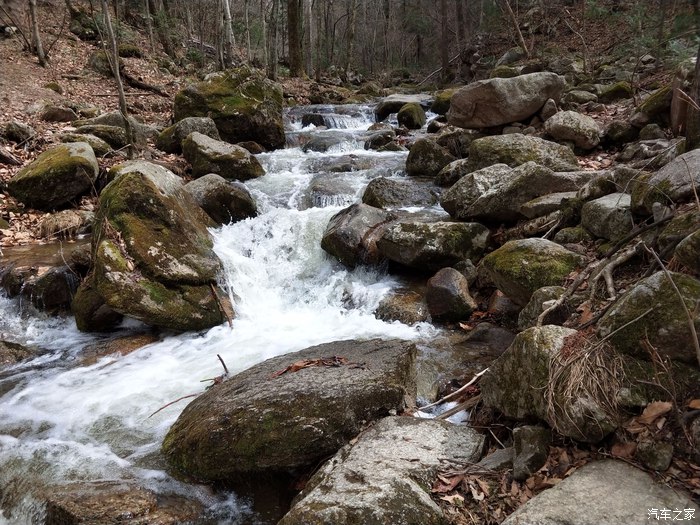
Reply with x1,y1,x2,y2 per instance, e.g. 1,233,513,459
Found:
689,399,700,409
440,493,464,505
638,401,673,425
611,441,637,459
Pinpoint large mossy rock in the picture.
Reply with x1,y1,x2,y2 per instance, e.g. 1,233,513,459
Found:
466,134,579,173
479,239,585,306
184,174,257,225
376,219,491,271
59,133,113,157
173,66,285,150
481,326,617,442
361,177,437,209
405,138,456,177
182,132,264,181
162,339,417,480
156,116,221,154
630,149,700,215
74,111,158,144
441,161,589,224
447,72,566,128
90,161,229,331
397,102,426,129
544,110,601,150
72,274,123,332
374,94,433,122
279,416,484,525
8,142,98,211
598,271,700,366
321,203,396,268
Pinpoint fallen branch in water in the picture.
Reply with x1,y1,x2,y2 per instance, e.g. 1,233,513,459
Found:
420,367,489,411
148,394,198,418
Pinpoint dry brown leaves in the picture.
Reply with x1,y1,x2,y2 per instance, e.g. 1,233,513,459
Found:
268,356,366,379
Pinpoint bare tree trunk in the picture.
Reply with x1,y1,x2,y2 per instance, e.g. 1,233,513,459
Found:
100,0,134,158
222,0,236,67
303,0,313,76
343,0,358,80
288,0,303,76
244,0,252,61
315,0,322,81
148,0,175,57
455,0,466,49
500,0,529,57
29,0,47,67
382,0,390,69
440,0,449,82
144,0,155,49
685,41,700,150
261,0,268,69
267,0,280,80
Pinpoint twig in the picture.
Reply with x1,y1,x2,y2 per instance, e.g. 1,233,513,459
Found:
217,353,229,376
436,395,481,420
643,244,700,368
420,368,489,410
148,394,198,418
417,52,461,87
210,282,233,327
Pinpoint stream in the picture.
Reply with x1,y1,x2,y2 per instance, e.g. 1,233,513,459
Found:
0,103,467,524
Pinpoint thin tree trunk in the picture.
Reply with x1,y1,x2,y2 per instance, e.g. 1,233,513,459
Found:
440,0,449,82
455,0,466,49
29,0,47,67
267,0,280,80
685,41,700,150
500,0,529,57
343,0,358,80
148,0,175,57
303,0,312,76
315,0,322,81
222,0,236,67
382,0,390,69
245,0,252,61
261,0,268,69
100,0,134,158
288,0,303,76
144,0,155,49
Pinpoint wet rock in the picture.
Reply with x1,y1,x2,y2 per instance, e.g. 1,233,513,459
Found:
405,138,456,177
163,339,418,480
463,322,516,353
545,110,601,150
598,271,700,366
91,161,229,332
182,131,264,181
375,290,428,325
466,134,579,173
321,203,396,268
184,173,257,225
478,239,584,306
278,416,484,525
0,341,36,367
59,132,113,157
481,326,617,442
441,162,588,224
397,102,426,129
361,177,437,209
512,425,551,481
3,120,36,143
631,149,700,215
8,142,98,211
72,274,124,332
303,173,356,208
426,267,476,321
302,131,354,152
375,94,433,121
581,193,633,241
376,220,491,272
156,116,221,154
447,72,566,128
364,129,395,150
20,266,80,311
80,332,159,365
174,66,285,150
517,286,568,330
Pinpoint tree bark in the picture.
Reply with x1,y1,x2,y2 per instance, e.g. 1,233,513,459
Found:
303,0,313,76
315,0,322,81
144,0,154,50
100,0,134,158
222,0,236,67
685,41,700,150
288,0,303,76
267,0,280,80
500,0,529,57
440,0,449,82
244,0,252,61
148,0,175,57
29,0,47,67
343,0,358,80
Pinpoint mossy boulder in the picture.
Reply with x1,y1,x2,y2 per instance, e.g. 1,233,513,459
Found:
376,220,491,272
630,149,700,215
598,271,700,366
74,125,128,149
279,417,484,525
517,286,568,330
72,273,124,332
361,177,437,209
479,239,585,306
580,193,633,241
481,326,617,442
87,50,120,76
406,138,456,177
8,142,98,211
162,339,418,480
598,81,633,103
544,110,601,150
91,161,229,331
435,126,481,158
156,117,220,154
490,65,521,78
173,66,285,150
466,134,579,173
117,43,143,58
658,210,700,254
397,102,426,129
637,85,672,126
182,132,264,181
430,88,457,115
184,174,257,225
374,94,433,122
59,133,112,157
675,230,700,274
0,340,37,367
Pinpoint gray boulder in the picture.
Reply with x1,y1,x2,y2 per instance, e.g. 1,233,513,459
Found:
512,425,551,481
545,110,601,150
182,132,264,181
441,162,589,223
436,158,471,187
173,66,285,150
279,416,484,525
426,267,477,321
502,460,699,525
74,124,128,149
406,138,456,177
163,339,418,480
59,133,112,157
361,177,437,209
184,174,257,225
321,203,396,268
435,127,481,158
447,72,566,128
376,220,491,271
631,149,700,215
3,120,36,143
466,134,579,172
581,193,634,241
482,326,617,442
375,94,433,122
156,116,220,153
479,239,584,306
520,191,578,219
676,229,700,274
8,142,98,211
89,161,230,331
517,286,568,331
598,271,700,366
74,110,158,143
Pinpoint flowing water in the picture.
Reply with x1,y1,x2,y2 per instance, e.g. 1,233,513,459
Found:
0,104,443,524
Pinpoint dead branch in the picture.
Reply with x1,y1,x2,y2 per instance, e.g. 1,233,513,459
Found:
148,393,198,418
420,367,489,411
209,282,233,328
589,240,642,300
0,145,21,165
120,65,169,97
436,394,481,420
417,52,461,87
